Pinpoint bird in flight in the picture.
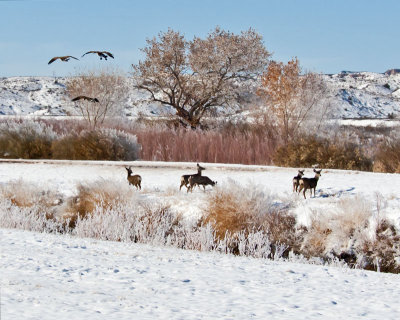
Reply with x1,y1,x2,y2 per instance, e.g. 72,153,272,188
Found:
48,56,79,64
81,51,114,60
71,96,100,103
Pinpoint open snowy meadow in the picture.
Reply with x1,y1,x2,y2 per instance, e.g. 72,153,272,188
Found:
1,160,400,319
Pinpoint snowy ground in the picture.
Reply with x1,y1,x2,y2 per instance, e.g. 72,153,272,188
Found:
1,160,400,319
1,159,400,227
2,228,400,320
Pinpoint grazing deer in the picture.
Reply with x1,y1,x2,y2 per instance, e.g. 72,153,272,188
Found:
125,167,142,190
180,163,205,191
298,169,322,199
188,175,216,193
293,170,305,192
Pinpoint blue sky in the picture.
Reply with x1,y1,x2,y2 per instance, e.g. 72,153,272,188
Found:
0,0,399,76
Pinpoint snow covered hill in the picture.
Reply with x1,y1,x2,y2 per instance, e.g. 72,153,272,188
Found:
1,71,399,120
324,71,400,119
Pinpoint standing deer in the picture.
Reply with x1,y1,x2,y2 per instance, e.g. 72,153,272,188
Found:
188,175,216,193
125,167,142,190
293,170,305,192
298,169,322,199
180,163,205,191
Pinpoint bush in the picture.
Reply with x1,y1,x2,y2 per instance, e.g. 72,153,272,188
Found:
203,181,296,257
273,135,372,171
0,120,56,159
373,140,400,173
51,128,140,161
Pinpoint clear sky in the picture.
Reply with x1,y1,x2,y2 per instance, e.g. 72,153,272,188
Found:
0,0,399,77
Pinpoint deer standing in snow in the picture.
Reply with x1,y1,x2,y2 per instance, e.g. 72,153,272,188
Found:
188,175,216,193
125,167,142,190
180,163,205,191
293,170,305,192
298,169,322,199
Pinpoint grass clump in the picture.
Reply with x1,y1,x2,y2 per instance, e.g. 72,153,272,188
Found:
203,181,297,257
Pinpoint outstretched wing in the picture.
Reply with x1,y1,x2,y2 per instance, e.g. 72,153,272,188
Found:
81,51,97,57
71,96,85,102
68,56,79,60
72,95,99,102
48,57,59,65
104,51,114,58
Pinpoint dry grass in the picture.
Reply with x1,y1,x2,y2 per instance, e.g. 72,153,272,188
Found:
0,180,61,211
63,179,136,227
373,139,400,173
202,181,296,257
360,219,400,273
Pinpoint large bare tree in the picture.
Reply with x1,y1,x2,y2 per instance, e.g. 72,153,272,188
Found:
132,27,271,128
257,58,329,144
66,67,128,129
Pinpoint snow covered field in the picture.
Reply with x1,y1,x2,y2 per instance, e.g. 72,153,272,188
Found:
2,228,400,320
1,159,400,227
1,160,400,319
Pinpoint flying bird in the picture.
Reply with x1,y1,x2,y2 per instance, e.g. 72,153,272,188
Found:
81,51,114,60
71,96,100,103
48,56,79,64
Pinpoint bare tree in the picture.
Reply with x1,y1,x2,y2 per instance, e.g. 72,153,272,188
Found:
66,67,128,129
132,27,271,128
257,58,329,144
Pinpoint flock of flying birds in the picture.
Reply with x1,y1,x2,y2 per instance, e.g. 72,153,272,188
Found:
48,50,114,102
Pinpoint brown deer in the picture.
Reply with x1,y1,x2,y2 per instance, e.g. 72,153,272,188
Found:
293,170,305,192
180,163,205,191
188,175,216,193
125,167,142,190
298,169,322,199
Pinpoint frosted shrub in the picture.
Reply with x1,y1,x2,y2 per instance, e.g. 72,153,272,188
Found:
0,120,57,158
203,180,295,257
0,199,65,233
52,128,140,161
0,180,61,212
64,179,137,226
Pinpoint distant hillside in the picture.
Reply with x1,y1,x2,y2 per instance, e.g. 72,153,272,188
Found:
323,71,400,119
1,71,399,120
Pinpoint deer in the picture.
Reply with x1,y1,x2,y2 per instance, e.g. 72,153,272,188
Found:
293,169,305,192
179,163,205,191
188,175,216,193
125,167,142,190
298,169,322,199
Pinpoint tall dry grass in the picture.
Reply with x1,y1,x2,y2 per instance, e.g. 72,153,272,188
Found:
1,179,399,273
203,180,296,257
133,124,277,165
